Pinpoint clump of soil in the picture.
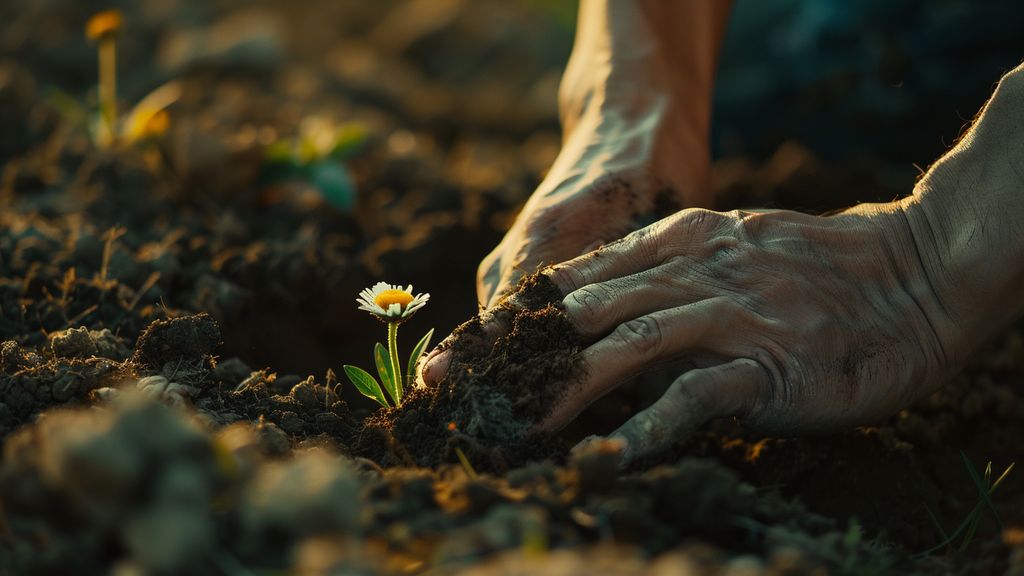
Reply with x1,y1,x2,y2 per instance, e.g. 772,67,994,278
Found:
133,313,222,371
369,273,583,470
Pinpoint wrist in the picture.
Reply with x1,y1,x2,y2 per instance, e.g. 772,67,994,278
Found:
897,67,1024,351
558,0,722,154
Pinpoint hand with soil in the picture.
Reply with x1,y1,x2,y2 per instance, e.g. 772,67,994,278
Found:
426,64,1024,467
476,0,732,308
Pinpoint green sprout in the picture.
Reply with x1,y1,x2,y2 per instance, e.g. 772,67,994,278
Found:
916,451,1015,558
344,282,433,408
78,10,180,148
263,117,367,210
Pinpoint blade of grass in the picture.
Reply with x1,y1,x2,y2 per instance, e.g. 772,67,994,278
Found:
923,503,949,547
960,452,1006,531
915,459,1014,558
454,446,478,480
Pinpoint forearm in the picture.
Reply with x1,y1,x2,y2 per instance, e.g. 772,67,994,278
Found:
900,64,1024,350
556,0,732,201
559,0,732,140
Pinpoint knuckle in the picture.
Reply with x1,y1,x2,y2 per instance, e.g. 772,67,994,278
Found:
681,208,729,234
613,224,662,265
547,261,586,293
613,315,663,357
669,374,717,413
568,284,612,325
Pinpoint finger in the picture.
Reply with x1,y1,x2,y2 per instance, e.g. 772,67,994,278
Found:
420,304,516,386
544,209,738,296
535,297,733,432
609,359,768,468
562,263,712,340
420,347,451,386
544,224,663,296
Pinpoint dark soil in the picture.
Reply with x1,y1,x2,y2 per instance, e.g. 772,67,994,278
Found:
1,0,1023,575
372,273,581,470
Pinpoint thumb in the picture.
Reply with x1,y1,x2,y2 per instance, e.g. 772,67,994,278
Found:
606,358,767,468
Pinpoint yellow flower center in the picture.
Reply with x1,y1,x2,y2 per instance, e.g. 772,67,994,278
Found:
375,289,414,310
86,10,123,40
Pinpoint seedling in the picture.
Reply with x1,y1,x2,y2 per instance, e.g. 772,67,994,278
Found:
50,10,181,149
85,10,121,142
916,451,1015,557
263,117,367,210
344,282,433,409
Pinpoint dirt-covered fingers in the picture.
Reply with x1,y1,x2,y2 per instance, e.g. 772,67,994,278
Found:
561,264,714,340
536,297,738,432
422,283,537,386
420,307,513,386
607,359,768,467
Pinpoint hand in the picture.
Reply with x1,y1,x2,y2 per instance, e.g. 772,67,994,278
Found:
475,100,711,309
430,204,962,467
475,0,732,308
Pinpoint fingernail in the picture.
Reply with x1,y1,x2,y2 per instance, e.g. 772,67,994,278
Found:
607,433,631,462
571,435,628,461
421,349,451,385
570,434,604,455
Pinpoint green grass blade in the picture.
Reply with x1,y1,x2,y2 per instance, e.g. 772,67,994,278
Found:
992,462,1015,491
374,342,399,405
914,514,973,559
454,446,478,480
923,503,949,545
406,328,435,383
343,365,389,408
960,452,1006,531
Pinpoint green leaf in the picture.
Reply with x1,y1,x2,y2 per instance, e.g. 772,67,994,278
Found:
44,88,87,125
264,140,295,164
329,123,368,160
343,365,389,408
406,328,435,383
310,161,356,210
374,343,399,406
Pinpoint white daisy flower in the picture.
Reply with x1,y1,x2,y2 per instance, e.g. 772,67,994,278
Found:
356,282,430,323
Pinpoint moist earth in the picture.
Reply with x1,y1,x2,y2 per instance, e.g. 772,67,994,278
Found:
1,0,1023,574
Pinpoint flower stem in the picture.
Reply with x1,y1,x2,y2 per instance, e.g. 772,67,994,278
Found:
388,321,402,405
98,36,117,146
